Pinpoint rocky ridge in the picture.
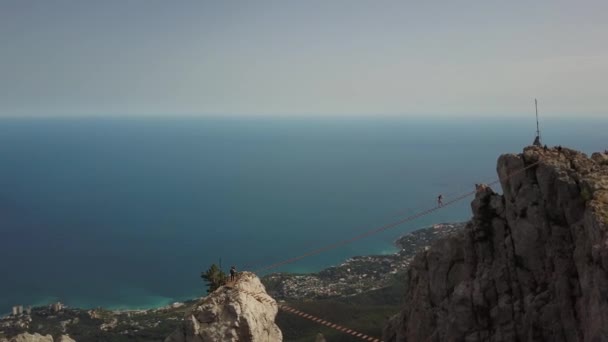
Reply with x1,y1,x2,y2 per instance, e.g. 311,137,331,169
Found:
383,146,608,341
165,272,282,342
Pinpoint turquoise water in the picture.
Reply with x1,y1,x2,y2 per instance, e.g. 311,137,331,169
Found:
0,117,605,313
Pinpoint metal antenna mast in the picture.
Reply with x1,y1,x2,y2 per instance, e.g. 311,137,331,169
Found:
535,99,540,142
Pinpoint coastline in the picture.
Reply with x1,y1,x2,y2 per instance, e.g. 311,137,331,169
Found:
0,221,468,340
2,222,467,319
262,222,467,300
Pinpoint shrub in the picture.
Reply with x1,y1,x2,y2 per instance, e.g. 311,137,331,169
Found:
201,264,227,293
580,186,594,202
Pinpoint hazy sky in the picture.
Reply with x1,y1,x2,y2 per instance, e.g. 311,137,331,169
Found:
1,1,607,117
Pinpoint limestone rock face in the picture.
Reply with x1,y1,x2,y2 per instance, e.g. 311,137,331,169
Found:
56,336,76,342
0,333,75,342
0,333,53,342
165,272,282,342
384,146,608,342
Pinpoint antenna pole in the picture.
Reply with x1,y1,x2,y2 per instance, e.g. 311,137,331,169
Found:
535,99,541,143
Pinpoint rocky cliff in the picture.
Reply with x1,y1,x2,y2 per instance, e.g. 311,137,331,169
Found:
165,272,282,342
384,146,608,341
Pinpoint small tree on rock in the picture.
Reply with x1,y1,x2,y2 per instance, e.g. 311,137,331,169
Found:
201,263,227,293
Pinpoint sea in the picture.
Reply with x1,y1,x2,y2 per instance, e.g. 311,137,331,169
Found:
0,116,605,314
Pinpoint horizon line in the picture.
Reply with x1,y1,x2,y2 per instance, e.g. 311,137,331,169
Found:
0,112,606,120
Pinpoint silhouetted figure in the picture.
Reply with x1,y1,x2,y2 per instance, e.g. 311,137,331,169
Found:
543,145,548,151
475,183,488,192
557,145,563,155
437,195,443,207
230,266,236,282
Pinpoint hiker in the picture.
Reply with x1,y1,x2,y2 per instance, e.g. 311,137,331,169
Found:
543,144,548,151
557,145,563,155
230,266,236,282
475,184,487,192
437,194,443,207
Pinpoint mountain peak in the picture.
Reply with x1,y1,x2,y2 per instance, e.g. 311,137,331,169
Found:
165,272,282,342
384,146,608,341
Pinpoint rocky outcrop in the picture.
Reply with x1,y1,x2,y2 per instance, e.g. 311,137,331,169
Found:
384,147,608,341
57,335,76,342
165,272,282,342
56,336,75,342
0,333,74,342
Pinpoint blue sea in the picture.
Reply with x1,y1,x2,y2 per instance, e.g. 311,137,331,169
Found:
0,116,605,314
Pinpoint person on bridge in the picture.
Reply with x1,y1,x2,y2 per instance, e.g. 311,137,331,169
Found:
437,194,443,207
230,266,237,282
476,183,488,192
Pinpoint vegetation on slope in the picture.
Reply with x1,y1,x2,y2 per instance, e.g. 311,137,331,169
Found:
277,271,407,341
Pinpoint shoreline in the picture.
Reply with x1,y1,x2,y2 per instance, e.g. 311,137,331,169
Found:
2,222,467,317
0,221,468,341
262,222,467,300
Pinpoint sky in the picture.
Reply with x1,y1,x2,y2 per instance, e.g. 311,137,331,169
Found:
1,1,607,118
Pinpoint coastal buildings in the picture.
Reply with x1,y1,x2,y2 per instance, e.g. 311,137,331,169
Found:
264,222,467,300
11,306,23,316
50,302,65,312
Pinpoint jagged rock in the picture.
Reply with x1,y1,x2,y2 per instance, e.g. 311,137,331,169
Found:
165,271,282,342
384,146,608,341
591,152,608,165
0,333,53,342
99,317,118,331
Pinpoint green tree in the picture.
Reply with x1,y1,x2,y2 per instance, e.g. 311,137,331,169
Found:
201,264,227,293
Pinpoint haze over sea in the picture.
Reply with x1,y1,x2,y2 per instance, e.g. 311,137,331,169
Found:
0,116,605,314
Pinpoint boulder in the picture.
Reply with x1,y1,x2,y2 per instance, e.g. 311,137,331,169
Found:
57,336,75,342
1,333,53,342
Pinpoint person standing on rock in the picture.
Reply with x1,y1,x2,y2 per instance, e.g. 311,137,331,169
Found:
437,194,443,207
230,266,237,282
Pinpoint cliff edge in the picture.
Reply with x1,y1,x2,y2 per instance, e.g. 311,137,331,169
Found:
165,272,282,342
384,146,608,341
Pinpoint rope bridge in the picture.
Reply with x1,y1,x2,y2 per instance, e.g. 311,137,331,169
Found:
229,160,540,341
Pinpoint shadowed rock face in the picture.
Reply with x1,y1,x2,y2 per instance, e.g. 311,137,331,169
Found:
165,272,282,342
384,146,608,342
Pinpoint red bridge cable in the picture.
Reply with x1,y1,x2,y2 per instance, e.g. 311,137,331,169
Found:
234,286,382,342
